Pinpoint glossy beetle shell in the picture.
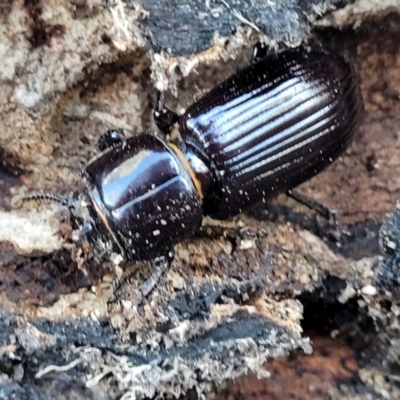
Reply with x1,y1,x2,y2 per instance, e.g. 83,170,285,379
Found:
20,46,364,267
179,48,363,219
84,134,203,261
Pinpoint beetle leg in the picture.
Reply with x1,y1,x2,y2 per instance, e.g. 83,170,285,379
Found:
97,129,125,152
154,91,179,134
111,251,174,300
286,189,352,237
138,252,174,297
250,42,267,64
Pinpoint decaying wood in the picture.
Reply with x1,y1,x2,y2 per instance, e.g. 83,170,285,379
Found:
1,1,400,399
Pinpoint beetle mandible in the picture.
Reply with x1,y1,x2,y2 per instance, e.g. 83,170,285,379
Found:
18,45,364,288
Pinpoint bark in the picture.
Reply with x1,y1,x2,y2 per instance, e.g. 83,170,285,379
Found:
1,1,400,399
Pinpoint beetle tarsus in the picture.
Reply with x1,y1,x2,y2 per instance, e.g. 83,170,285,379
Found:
154,91,179,134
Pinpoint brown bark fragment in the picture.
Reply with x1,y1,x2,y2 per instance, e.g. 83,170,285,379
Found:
1,1,400,399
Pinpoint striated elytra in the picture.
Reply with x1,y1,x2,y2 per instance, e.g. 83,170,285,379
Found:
19,46,364,267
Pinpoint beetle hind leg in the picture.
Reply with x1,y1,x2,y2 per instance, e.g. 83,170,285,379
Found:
286,189,352,238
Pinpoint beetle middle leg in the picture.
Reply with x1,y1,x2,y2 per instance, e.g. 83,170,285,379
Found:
250,42,268,64
153,91,179,134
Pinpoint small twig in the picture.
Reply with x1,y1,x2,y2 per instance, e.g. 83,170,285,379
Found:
219,0,261,32
35,357,83,378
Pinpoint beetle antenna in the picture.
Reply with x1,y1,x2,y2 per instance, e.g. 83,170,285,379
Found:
12,191,69,208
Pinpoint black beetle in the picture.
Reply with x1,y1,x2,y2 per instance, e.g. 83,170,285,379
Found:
18,46,363,286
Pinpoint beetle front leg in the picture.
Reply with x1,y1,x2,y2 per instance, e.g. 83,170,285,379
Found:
97,129,125,152
153,91,179,134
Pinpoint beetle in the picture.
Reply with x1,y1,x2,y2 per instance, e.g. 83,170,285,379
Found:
17,45,363,290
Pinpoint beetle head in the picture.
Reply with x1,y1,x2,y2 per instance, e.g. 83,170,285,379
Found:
13,190,115,261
